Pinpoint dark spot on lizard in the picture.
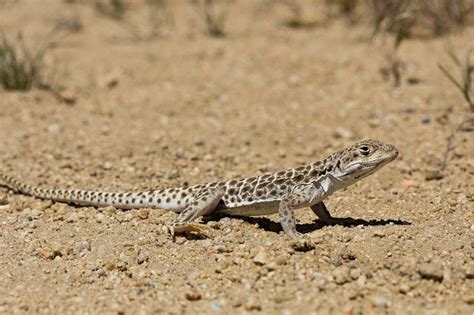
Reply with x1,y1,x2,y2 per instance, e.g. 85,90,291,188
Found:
293,174,304,181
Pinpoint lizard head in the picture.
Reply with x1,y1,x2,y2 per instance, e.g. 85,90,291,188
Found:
331,139,398,183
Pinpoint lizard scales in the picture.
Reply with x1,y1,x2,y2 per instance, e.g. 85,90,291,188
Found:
1,139,398,237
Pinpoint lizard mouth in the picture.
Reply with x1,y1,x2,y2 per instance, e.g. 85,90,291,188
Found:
348,154,397,180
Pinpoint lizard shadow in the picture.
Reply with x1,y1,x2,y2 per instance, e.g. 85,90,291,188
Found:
206,214,411,234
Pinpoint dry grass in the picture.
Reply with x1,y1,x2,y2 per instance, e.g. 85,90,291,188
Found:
0,32,74,104
94,0,127,20
437,47,474,172
191,0,232,37
0,34,45,91
366,0,474,39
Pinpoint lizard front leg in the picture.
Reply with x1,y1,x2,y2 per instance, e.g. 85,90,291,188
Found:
163,188,225,238
279,184,323,237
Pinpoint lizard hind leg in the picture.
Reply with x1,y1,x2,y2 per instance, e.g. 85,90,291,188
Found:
163,188,225,238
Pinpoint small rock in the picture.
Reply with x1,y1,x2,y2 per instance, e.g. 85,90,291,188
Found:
103,162,113,170
243,297,261,311
0,194,8,205
418,263,443,282
66,212,79,223
137,252,149,264
333,266,351,285
60,89,78,105
421,115,431,124
350,268,361,280
399,283,410,294
290,238,315,252
194,139,205,146
332,127,354,140
267,262,277,271
218,217,232,224
463,295,474,305
137,209,149,220
253,249,269,266
371,295,390,307
77,240,91,253
185,288,202,301
37,247,62,260
425,170,444,181
213,244,232,254
457,193,468,205
209,299,223,311
275,253,289,265
95,213,106,223
98,70,121,89
464,266,474,279
373,231,385,238
47,124,60,133
407,77,420,84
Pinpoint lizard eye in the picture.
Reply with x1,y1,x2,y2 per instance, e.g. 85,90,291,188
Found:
359,146,371,156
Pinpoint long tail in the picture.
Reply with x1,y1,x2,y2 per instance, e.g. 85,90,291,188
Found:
0,172,162,209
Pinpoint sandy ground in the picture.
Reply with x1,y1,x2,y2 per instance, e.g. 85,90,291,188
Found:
0,1,473,314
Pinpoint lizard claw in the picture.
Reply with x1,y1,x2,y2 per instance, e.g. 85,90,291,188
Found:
158,222,212,241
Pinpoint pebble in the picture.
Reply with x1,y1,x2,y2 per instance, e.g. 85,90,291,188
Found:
399,283,410,294
333,266,351,285
137,252,149,264
418,263,443,282
371,295,390,307
194,139,205,146
98,70,121,88
37,247,62,260
213,244,232,254
47,124,60,133
464,266,474,279
425,170,444,181
77,240,91,253
209,299,223,311
0,194,8,205
275,253,289,265
95,213,106,223
373,231,386,238
332,127,354,139
253,249,269,266
243,297,262,311
66,212,79,223
421,115,431,124
463,295,474,305
137,209,149,220
185,288,201,301
218,217,232,224
290,238,315,252
350,268,361,280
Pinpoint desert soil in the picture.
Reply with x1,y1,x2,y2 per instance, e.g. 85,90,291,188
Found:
0,1,473,314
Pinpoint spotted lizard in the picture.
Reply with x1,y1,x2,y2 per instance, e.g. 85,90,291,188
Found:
0,139,398,238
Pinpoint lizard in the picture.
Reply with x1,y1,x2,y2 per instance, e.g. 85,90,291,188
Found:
0,139,398,238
